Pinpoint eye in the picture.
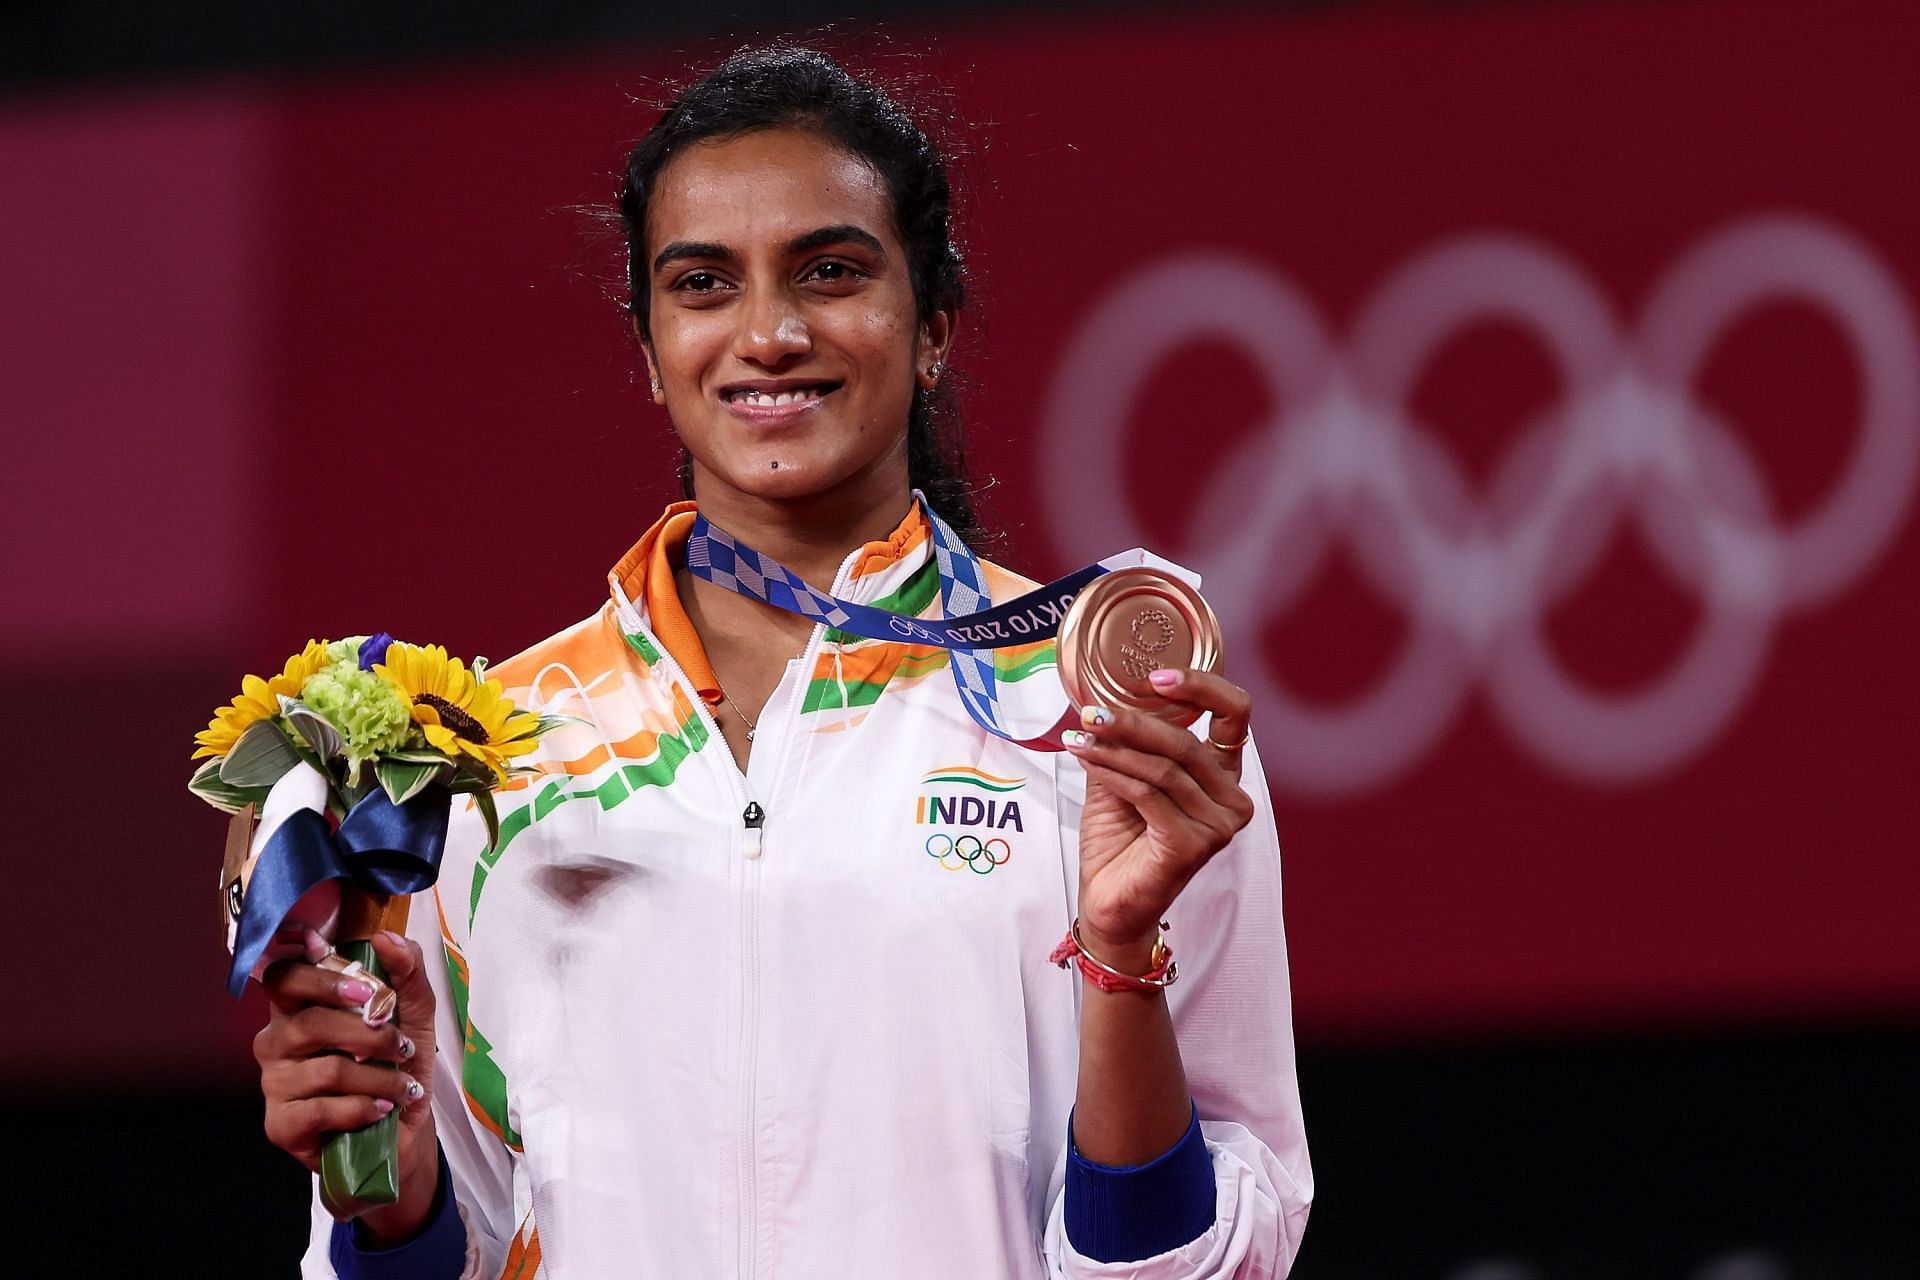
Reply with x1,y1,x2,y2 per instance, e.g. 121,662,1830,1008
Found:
676,270,723,293
804,259,867,287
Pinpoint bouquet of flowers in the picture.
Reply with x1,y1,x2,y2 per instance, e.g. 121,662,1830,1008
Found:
189,632,562,1214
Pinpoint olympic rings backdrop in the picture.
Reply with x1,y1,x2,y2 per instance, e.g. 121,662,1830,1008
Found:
3,0,1916,1078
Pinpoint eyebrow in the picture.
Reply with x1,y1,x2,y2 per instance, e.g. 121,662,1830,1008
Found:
651,224,886,274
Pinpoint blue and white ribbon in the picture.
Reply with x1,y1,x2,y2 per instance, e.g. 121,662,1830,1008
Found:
686,496,1166,748
226,762,449,998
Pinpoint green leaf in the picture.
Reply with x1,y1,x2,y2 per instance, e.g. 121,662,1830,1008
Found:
533,714,579,736
472,787,501,856
189,757,263,814
281,699,344,761
375,757,441,807
219,719,303,789
385,749,452,766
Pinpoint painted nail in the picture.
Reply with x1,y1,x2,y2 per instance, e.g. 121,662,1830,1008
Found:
340,979,375,1004
397,1036,416,1061
1062,729,1091,749
1080,706,1114,728
379,929,407,948
405,1077,425,1102
302,928,332,963
1148,669,1181,687
375,1099,395,1115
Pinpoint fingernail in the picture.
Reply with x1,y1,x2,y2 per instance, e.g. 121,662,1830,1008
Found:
397,1036,416,1061
380,929,407,948
302,928,332,963
405,1077,424,1101
341,979,375,1004
375,1099,395,1115
1062,729,1090,749
1148,669,1181,687
1080,706,1114,728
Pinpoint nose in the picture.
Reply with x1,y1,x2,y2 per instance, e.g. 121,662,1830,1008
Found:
733,282,811,367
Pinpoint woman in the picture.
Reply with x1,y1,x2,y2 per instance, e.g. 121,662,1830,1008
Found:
256,45,1311,1278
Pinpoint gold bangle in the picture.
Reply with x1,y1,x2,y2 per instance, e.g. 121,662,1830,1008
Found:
1067,919,1179,991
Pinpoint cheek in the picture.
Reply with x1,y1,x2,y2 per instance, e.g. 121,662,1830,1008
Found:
845,313,918,385
650,313,721,382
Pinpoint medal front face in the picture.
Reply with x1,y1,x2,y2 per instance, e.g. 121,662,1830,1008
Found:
1057,569,1223,728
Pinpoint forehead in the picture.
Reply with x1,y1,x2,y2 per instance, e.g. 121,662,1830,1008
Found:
646,127,897,255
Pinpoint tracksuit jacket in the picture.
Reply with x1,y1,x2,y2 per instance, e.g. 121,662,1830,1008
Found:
301,501,1312,1278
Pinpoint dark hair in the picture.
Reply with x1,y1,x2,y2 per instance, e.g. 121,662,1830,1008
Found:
617,46,988,547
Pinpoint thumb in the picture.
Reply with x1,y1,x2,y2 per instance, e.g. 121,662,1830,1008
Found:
369,928,438,1052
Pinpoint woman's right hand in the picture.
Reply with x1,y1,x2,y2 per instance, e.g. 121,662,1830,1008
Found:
256,928,442,1241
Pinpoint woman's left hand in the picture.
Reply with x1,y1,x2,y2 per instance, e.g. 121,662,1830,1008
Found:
1065,666,1255,968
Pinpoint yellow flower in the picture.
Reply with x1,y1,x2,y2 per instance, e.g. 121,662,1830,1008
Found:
376,642,541,784
193,640,332,759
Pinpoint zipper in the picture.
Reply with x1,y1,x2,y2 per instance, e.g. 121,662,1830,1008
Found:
737,799,765,1279
733,613,832,1280
626,551,858,1280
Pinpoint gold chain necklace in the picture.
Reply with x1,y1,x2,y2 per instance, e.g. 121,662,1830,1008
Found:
718,686,760,741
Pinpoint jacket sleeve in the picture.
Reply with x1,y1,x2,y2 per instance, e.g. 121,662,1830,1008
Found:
298,871,520,1276
1043,732,1314,1278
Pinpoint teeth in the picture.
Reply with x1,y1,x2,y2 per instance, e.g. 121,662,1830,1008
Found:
731,388,826,406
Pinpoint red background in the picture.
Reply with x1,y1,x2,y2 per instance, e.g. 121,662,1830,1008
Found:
4,0,1916,1081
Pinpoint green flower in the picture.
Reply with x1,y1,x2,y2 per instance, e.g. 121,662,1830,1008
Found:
302,661,416,776
325,636,368,666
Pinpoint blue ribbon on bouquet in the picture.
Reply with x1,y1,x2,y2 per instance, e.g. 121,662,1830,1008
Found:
227,786,450,998
685,496,1109,745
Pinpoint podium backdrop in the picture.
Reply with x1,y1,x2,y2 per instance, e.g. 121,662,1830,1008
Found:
3,0,1915,1078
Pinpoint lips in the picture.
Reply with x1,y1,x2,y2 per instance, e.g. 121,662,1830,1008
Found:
718,379,842,424
720,380,841,407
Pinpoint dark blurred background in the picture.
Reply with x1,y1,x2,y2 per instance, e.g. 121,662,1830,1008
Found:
3,0,1916,1274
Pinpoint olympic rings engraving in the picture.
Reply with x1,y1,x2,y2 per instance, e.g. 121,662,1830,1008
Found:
1041,217,1920,794
924,832,1014,874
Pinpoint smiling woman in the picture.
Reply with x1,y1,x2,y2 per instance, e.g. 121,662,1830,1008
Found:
637,129,944,530
252,44,1312,1280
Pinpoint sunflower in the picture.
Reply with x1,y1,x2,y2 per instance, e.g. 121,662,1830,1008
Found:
192,640,332,760
376,642,541,784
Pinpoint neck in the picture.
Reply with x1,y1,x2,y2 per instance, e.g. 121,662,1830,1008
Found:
691,478,916,591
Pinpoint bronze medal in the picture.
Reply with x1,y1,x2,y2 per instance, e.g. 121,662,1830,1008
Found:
1056,568,1224,728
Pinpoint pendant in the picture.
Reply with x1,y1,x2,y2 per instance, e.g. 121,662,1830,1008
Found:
745,727,755,741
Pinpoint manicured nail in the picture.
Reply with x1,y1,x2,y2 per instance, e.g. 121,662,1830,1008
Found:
1148,669,1181,687
302,928,332,963
1062,729,1091,749
374,1099,395,1115
404,1077,424,1101
397,1036,416,1061
340,979,375,1004
379,930,407,948
1081,706,1114,728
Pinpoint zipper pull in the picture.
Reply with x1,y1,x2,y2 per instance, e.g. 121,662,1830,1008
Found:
742,802,765,860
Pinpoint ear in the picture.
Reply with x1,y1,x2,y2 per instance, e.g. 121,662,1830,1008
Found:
915,305,958,391
628,313,665,405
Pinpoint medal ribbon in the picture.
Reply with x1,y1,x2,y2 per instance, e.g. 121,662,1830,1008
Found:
685,497,1113,747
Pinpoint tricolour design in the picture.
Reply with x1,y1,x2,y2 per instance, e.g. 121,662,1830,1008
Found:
915,764,1025,875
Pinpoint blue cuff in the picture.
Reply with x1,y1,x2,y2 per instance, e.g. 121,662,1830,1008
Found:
1064,1104,1216,1262
330,1144,466,1280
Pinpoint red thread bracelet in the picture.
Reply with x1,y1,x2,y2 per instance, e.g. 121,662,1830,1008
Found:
1050,918,1179,993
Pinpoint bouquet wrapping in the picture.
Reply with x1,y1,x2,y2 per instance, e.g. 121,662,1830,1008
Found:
190,633,562,1215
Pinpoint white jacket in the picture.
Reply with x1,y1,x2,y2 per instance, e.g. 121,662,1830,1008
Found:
302,502,1312,1278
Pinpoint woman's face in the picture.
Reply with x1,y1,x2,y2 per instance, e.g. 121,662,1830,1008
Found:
640,126,951,513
